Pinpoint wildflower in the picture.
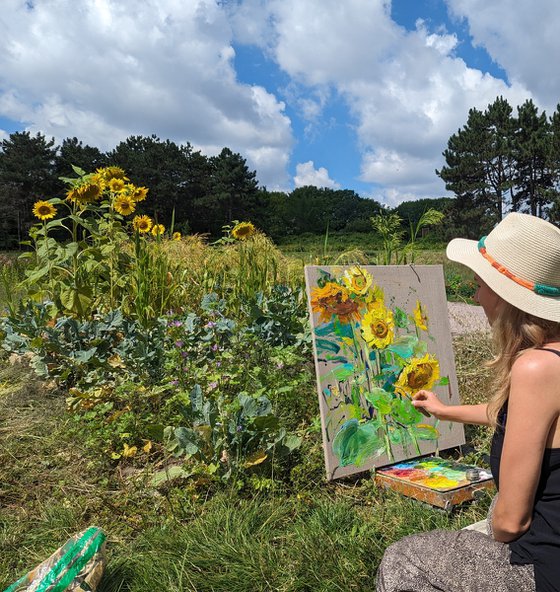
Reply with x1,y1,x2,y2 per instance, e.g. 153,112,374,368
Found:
122,443,137,458
310,282,360,324
172,231,181,241
414,300,429,331
114,194,136,216
342,266,373,295
151,223,165,237
32,200,57,220
361,306,395,349
395,354,440,396
132,215,152,233
231,221,256,240
175,340,184,348
108,178,126,193
205,321,216,329
209,381,218,390
143,440,153,453
170,380,179,387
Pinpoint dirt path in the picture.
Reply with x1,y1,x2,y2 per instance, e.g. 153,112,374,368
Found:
447,302,490,335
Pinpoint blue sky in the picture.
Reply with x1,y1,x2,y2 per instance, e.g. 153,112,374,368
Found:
1,0,558,205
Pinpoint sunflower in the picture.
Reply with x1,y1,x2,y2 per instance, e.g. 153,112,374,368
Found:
395,353,440,396
132,215,153,233
132,186,148,202
114,194,136,216
172,231,182,241
32,200,57,220
66,182,103,204
310,282,360,324
361,305,394,349
151,223,165,237
96,166,128,183
364,284,385,311
342,265,373,295
231,221,256,240
414,300,429,331
108,178,126,193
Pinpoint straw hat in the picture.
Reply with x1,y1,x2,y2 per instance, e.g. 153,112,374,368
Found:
446,212,560,322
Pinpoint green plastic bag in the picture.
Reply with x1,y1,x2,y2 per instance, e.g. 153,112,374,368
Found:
4,527,106,592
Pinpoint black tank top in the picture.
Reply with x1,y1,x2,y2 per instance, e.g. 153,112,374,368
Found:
489,347,560,592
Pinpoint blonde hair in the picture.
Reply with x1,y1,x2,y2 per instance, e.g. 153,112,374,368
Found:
487,302,560,426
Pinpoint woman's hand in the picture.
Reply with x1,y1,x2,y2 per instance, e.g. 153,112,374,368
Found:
412,390,449,420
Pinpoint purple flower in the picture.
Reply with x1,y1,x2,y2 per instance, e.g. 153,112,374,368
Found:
209,381,218,390
212,344,219,352
181,351,188,358
216,361,222,368
175,340,184,348
170,379,179,386
205,321,216,329
171,320,183,327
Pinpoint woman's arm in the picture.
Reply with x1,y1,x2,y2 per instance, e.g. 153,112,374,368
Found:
491,351,560,542
412,390,490,425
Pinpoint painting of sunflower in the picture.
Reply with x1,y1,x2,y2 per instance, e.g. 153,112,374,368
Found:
304,264,464,480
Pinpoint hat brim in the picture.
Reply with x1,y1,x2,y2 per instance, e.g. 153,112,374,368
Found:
446,238,560,322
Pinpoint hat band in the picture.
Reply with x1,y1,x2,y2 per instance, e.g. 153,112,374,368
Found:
478,236,560,297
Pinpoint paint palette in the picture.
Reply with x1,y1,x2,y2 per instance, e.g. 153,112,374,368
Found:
375,456,494,509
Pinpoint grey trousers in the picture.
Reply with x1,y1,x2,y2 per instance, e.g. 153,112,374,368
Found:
376,528,535,592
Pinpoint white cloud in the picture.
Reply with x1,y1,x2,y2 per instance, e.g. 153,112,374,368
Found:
229,0,534,202
446,0,560,111
294,161,340,189
0,0,293,188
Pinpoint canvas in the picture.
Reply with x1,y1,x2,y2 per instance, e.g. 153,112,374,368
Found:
304,265,465,480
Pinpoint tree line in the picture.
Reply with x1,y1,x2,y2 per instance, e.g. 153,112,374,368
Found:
0,132,385,249
438,96,560,238
2,95,559,250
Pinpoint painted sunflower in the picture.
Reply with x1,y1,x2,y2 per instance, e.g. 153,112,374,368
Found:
342,265,373,295
395,353,440,396
132,215,153,233
414,300,429,331
231,221,256,240
32,200,57,221
310,282,360,324
365,284,385,311
151,223,165,237
361,305,394,349
114,194,136,216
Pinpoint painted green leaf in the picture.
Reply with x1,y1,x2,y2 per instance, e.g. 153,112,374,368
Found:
332,419,385,467
413,339,428,357
388,425,412,446
316,338,340,354
412,424,440,440
438,376,450,386
394,307,408,328
314,321,335,336
325,363,355,382
390,398,423,425
365,388,393,415
388,335,418,359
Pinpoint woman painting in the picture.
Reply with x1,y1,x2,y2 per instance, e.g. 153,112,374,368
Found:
376,212,560,592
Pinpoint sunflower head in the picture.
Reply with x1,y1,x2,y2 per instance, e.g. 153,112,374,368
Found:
231,221,256,240
395,353,440,396
361,305,394,349
108,178,126,193
414,300,429,331
310,281,360,324
66,182,103,204
96,166,128,183
132,215,153,233
172,231,182,241
32,200,57,221
342,265,373,295
114,194,136,216
151,223,165,237
132,186,148,202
